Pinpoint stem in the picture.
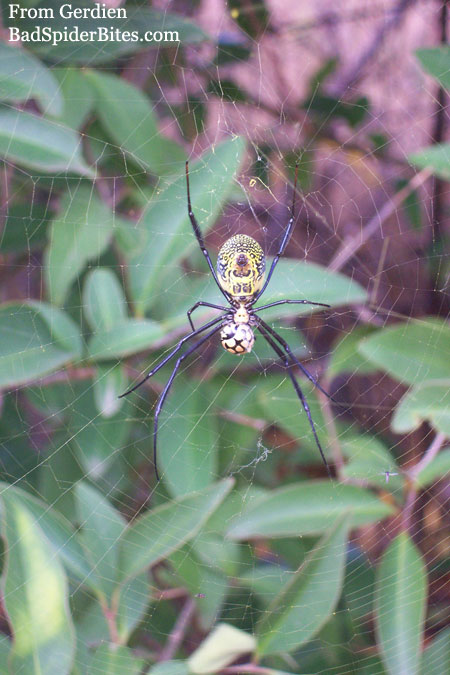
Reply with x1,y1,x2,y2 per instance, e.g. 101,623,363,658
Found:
222,665,275,674
159,597,196,662
402,431,447,532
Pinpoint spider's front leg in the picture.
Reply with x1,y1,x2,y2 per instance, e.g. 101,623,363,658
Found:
187,301,228,331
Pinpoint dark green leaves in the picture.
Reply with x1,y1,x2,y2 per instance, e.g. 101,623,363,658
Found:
0,107,93,176
0,43,63,115
86,71,186,175
129,137,246,314
256,516,349,656
0,301,82,387
44,186,115,305
84,268,164,360
227,482,394,539
118,479,233,582
375,533,427,675
358,319,450,386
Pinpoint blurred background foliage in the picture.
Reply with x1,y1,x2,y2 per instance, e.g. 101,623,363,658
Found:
0,0,449,673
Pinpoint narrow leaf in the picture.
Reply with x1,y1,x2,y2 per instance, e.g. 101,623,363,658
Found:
227,481,394,539
88,319,164,360
83,268,127,332
86,70,185,175
118,479,233,582
0,107,93,175
75,482,126,600
129,137,246,314
188,624,256,674
1,490,75,674
0,43,63,116
256,515,349,655
358,319,450,386
0,301,82,388
45,186,114,305
375,533,427,675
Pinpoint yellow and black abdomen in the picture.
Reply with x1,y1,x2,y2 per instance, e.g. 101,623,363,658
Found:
217,234,265,302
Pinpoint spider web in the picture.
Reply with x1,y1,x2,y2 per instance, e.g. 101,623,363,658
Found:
0,0,449,673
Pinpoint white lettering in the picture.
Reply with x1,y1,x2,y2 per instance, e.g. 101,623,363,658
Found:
9,26,20,41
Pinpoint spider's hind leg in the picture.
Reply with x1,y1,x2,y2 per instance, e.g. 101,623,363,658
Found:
257,325,332,479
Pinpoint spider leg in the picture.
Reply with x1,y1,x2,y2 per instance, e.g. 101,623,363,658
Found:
254,299,330,313
257,325,332,478
153,323,223,480
119,314,226,398
257,317,337,404
185,161,231,304
253,163,299,303
187,301,229,331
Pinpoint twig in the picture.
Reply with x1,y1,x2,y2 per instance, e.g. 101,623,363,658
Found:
222,665,276,674
219,410,267,432
329,167,432,272
402,431,447,531
330,0,417,98
159,596,196,662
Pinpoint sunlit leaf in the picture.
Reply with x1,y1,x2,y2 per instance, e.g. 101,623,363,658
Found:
0,107,93,176
188,623,256,674
0,489,75,673
0,43,63,115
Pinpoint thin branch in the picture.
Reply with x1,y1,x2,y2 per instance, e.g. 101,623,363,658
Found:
402,431,447,531
159,596,196,662
330,0,417,98
329,167,432,272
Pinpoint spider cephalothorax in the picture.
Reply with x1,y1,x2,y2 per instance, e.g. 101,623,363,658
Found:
217,234,265,302
120,161,334,480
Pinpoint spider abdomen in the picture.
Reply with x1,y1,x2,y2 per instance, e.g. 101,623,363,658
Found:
217,234,265,302
220,322,255,354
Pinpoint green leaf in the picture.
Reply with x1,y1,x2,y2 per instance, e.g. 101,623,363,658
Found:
256,515,349,656
256,374,327,453
116,572,151,643
0,301,82,387
375,533,427,675
53,67,95,129
23,2,207,64
0,107,93,176
227,481,394,539
414,449,450,489
421,627,450,675
118,478,233,583
188,623,256,674
409,143,450,180
149,662,189,675
88,319,164,360
90,643,144,674
0,490,75,673
0,202,50,253
44,186,115,305
328,325,379,377
392,381,450,436
340,435,403,492
75,482,126,600
358,319,450,386
83,268,127,332
416,47,450,90
94,364,127,418
129,137,246,314
158,377,219,498
0,43,63,116
86,70,186,175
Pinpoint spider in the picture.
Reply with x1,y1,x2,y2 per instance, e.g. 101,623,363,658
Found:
120,161,335,480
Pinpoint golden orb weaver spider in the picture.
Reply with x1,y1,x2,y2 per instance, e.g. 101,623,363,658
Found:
120,162,335,480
